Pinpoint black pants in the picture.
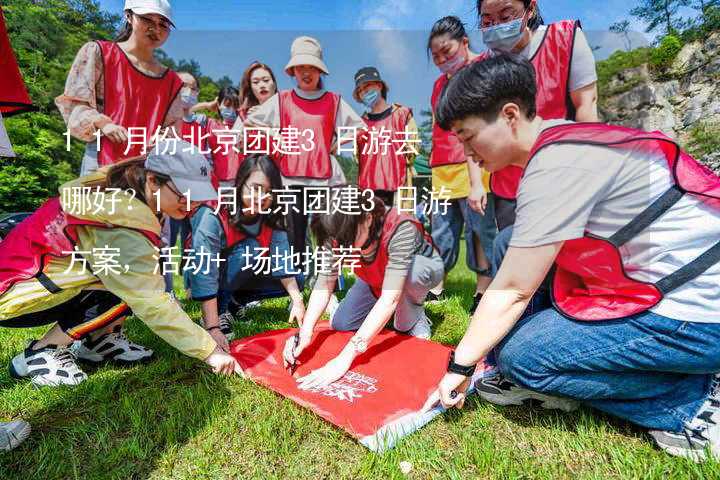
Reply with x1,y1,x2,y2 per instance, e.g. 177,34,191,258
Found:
0,291,129,340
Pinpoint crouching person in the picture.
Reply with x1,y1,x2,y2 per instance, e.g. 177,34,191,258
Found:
0,141,242,390
184,154,305,350
283,186,444,389
426,54,720,461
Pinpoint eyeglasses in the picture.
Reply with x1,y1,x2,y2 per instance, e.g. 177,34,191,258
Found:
164,181,188,203
134,13,172,33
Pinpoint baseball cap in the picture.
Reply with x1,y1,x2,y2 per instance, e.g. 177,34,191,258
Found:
124,0,175,27
144,139,216,202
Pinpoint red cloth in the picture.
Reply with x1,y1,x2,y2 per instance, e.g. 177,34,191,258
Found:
230,325,451,447
0,8,34,116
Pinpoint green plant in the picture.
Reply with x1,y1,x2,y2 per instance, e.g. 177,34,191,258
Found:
649,34,683,72
686,121,720,158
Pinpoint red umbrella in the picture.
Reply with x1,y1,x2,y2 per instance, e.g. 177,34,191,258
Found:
0,7,35,116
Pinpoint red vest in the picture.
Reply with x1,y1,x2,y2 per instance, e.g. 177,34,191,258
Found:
207,117,240,184
277,90,340,179
358,106,412,191
527,123,720,321
188,204,274,254
0,9,35,116
429,56,484,168
0,197,162,297
96,40,183,167
181,118,208,150
355,209,435,298
490,20,580,204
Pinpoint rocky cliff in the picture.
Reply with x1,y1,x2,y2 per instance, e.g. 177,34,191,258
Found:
601,31,720,173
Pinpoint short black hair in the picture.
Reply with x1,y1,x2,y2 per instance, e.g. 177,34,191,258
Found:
435,53,537,130
218,86,240,110
426,16,468,58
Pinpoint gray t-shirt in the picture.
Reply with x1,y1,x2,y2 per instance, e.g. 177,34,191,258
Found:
511,120,720,323
517,24,598,92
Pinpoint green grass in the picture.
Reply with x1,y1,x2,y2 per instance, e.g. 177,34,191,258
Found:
2,248,719,479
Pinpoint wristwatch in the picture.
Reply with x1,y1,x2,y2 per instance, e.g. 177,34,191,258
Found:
349,335,368,354
447,351,476,377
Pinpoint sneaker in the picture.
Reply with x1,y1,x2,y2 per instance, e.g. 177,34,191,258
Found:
470,293,483,315
650,374,720,461
217,312,236,341
231,300,260,321
10,342,87,387
71,326,153,364
0,420,30,451
475,373,579,412
407,314,432,340
426,291,445,304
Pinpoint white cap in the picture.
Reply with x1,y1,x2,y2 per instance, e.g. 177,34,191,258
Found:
144,139,216,202
124,0,174,26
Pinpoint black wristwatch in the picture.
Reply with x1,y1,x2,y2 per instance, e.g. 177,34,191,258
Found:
447,351,476,377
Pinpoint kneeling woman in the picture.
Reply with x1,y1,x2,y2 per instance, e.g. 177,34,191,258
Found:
0,142,242,387
283,187,444,389
184,154,305,350
429,55,720,461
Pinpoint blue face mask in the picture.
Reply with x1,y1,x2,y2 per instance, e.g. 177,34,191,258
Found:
180,91,198,108
482,15,526,53
219,106,237,123
361,89,381,109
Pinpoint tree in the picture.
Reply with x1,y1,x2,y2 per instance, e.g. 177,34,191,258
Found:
630,0,685,36
689,0,720,22
610,20,633,51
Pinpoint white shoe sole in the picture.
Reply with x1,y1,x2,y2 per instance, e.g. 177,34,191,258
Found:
10,356,85,387
479,389,579,412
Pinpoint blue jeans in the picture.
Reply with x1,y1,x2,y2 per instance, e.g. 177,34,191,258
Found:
497,308,720,432
431,196,497,275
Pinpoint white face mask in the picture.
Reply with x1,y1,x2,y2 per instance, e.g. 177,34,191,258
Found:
482,10,528,53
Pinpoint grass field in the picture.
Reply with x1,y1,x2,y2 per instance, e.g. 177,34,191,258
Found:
2,248,719,479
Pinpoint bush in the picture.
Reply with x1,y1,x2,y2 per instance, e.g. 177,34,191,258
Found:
686,121,720,159
596,47,653,100
650,34,683,72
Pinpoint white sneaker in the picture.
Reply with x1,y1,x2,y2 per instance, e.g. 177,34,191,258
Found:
71,327,153,364
475,373,579,412
217,312,236,341
650,374,720,461
10,341,87,387
407,314,432,340
0,420,30,451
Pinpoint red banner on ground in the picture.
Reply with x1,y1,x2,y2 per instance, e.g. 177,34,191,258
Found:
230,324,451,451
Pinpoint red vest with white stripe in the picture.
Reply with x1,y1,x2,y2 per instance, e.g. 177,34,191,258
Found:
277,90,340,179
358,105,413,191
355,209,434,298
96,41,183,167
429,56,484,168
490,20,580,226
528,123,720,321
187,204,274,254
0,197,162,297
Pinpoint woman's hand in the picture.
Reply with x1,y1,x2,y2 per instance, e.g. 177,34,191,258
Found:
100,123,129,144
468,184,488,215
296,350,354,390
204,346,244,376
423,372,471,412
282,332,312,369
288,299,305,326
208,328,230,353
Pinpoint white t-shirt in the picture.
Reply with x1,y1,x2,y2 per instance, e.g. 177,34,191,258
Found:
517,24,598,92
511,120,720,323
0,112,15,158
239,88,365,187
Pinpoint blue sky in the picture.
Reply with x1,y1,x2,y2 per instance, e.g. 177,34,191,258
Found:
96,0,662,116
